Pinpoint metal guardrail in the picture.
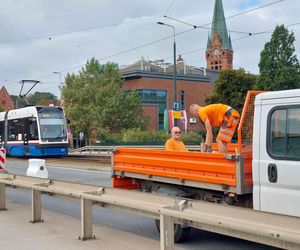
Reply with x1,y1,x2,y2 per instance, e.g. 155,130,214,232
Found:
69,145,201,155
1,172,300,250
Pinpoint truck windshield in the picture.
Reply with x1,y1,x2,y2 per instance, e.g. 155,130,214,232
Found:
37,107,67,141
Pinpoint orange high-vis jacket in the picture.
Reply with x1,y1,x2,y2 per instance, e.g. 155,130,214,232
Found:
165,138,188,151
198,104,229,126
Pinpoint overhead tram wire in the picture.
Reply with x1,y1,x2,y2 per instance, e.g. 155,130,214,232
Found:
164,22,300,61
41,27,197,75
22,0,287,92
0,16,160,46
167,0,284,29
50,1,283,75
0,0,284,48
164,0,285,36
164,15,252,35
36,21,300,94
218,0,285,23
164,0,176,16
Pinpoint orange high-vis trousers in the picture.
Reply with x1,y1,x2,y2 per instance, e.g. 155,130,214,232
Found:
217,109,240,143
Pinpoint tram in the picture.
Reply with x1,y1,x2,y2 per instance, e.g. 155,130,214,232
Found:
0,106,69,157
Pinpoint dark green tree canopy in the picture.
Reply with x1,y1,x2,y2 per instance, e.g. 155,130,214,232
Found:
11,92,58,108
205,68,256,113
27,92,58,105
256,25,300,90
61,58,148,137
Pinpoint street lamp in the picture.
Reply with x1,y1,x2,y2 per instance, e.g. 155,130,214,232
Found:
157,22,177,107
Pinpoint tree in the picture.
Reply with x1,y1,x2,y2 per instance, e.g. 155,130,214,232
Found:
205,68,256,113
11,95,27,108
61,58,148,138
256,25,300,90
11,92,58,107
27,92,58,105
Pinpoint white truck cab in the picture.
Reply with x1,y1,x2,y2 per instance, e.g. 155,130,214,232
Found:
253,89,300,217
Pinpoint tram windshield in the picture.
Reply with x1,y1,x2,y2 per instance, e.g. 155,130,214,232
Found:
37,107,67,142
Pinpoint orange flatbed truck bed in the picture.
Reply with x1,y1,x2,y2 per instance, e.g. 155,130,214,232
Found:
112,91,262,198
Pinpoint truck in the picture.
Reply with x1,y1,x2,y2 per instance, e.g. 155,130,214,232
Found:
111,90,300,242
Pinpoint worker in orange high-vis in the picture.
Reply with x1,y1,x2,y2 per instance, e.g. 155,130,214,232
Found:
190,104,240,153
165,127,188,151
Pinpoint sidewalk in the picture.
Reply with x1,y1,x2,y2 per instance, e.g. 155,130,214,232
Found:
0,200,169,250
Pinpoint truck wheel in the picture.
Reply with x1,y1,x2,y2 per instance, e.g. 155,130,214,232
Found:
155,219,191,243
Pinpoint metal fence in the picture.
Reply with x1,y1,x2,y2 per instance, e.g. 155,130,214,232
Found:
1,172,300,250
69,145,201,155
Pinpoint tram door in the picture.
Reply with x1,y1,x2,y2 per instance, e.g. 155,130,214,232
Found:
24,117,38,145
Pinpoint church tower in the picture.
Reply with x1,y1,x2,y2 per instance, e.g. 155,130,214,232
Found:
206,0,233,70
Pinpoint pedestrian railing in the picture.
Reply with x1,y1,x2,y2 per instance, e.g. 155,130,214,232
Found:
69,145,201,155
0,172,300,250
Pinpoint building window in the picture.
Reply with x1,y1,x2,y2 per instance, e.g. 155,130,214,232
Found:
268,106,300,159
1,100,5,105
180,91,185,110
136,89,167,130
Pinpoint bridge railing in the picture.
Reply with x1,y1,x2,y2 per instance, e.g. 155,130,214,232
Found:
0,172,300,250
69,145,201,155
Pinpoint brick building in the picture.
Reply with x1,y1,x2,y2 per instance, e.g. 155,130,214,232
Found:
121,57,218,131
206,0,233,70
0,86,14,111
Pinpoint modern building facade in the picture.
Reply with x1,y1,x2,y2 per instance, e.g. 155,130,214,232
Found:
121,57,218,131
206,0,233,70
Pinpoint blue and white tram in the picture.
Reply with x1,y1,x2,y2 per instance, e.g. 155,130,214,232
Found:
0,106,69,157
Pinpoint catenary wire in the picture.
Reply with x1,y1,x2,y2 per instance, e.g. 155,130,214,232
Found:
4,0,289,95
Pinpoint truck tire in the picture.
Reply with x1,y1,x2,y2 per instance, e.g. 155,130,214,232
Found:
155,219,191,243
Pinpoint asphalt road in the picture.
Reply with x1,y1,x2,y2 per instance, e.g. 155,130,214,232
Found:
5,158,279,250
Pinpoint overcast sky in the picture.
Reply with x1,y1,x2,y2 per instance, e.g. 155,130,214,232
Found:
0,0,299,97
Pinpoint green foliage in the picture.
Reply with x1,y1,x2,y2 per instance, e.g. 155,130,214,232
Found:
11,95,27,108
256,25,300,91
11,93,57,108
205,68,256,113
61,58,148,137
122,129,166,143
97,128,202,144
27,92,58,105
96,128,122,143
180,130,202,143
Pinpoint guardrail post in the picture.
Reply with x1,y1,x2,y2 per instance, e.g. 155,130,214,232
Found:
0,183,6,210
160,214,174,250
31,189,42,223
80,198,94,240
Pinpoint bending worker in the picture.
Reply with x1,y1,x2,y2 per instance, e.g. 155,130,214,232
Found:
165,127,188,151
189,104,240,153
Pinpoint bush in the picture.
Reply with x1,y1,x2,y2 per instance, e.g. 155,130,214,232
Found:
122,128,168,143
180,131,203,143
96,128,122,143
96,128,204,145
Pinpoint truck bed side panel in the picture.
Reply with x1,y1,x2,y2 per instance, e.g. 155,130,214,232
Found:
113,148,253,192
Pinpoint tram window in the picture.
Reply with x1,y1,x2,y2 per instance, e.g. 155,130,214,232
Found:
28,118,38,140
8,119,24,141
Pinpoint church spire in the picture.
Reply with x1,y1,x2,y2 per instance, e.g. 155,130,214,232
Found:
208,0,232,51
205,0,233,70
